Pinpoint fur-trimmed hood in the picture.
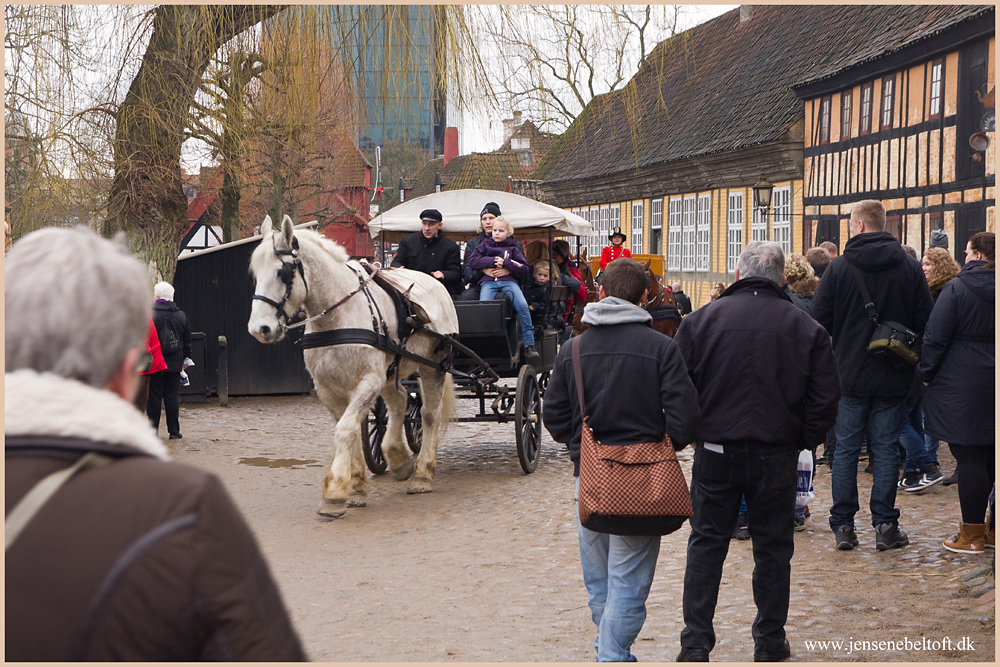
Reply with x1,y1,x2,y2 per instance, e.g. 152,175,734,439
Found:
5,370,169,460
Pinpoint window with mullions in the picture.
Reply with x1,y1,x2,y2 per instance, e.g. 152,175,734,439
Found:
600,206,611,257
682,195,696,272
752,204,768,242
696,194,711,272
727,192,744,274
631,202,644,254
610,204,621,246
929,59,943,119
860,81,873,135
667,198,682,271
881,76,895,130
650,198,663,255
841,90,852,140
819,96,831,144
772,186,791,254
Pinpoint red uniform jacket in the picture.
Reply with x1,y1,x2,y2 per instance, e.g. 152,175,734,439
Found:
600,245,632,269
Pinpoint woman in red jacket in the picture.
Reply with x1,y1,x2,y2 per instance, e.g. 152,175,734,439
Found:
132,316,168,411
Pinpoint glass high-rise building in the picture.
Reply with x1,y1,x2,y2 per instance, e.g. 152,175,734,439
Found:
333,5,446,157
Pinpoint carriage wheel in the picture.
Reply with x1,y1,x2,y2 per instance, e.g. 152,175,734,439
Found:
404,392,423,453
361,397,388,475
515,364,543,474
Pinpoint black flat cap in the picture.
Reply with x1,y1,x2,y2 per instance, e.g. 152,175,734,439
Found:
419,208,443,223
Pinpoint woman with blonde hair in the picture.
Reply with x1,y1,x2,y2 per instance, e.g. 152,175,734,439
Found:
783,254,819,314
921,247,961,302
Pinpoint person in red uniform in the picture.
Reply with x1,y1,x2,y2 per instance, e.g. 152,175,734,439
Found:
600,227,632,270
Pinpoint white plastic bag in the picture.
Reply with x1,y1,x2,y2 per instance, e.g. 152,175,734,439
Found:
796,450,815,507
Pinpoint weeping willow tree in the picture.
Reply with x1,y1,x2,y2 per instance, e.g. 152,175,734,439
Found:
6,4,682,280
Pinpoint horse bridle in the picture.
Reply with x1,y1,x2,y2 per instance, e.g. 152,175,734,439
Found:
643,269,669,310
252,234,309,328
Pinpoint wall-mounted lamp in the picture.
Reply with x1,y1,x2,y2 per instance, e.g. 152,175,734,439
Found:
752,175,774,209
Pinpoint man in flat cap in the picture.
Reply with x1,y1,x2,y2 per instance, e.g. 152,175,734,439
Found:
391,208,462,295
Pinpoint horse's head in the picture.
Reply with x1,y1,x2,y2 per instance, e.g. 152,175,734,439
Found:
248,214,307,344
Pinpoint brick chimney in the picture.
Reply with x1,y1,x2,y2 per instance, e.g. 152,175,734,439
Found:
443,127,459,166
740,5,755,23
502,110,523,143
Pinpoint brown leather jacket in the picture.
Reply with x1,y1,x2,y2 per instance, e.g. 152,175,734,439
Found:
5,371,306,661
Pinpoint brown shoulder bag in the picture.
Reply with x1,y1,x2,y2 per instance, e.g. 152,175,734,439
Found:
571,335,692,536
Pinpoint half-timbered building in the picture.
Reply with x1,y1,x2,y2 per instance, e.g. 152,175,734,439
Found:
793,7,994,263
533,5,994,306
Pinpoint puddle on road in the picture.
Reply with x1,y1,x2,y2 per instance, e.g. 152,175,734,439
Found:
238,457,322,469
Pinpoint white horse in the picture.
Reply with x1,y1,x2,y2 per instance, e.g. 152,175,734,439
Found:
248,214,456,517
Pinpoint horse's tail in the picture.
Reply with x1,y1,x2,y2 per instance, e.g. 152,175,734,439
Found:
439,374,456,439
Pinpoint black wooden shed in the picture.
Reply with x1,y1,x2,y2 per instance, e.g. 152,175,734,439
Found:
172,229,314,396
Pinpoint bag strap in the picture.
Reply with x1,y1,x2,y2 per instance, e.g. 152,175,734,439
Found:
571,335,587,418
5,451,113,552
846,260,880,326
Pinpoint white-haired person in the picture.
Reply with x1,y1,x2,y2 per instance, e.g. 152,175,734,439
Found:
146,280,192,439
5,227,305,660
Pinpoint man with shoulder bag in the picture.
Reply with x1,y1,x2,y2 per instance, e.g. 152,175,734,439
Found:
811,200,933,553
544,258,699,663
672,241,840,662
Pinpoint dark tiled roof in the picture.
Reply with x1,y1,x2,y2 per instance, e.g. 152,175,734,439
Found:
534,4,992,184
406,151,532,199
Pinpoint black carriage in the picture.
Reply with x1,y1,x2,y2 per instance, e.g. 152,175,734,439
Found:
361,191,592,476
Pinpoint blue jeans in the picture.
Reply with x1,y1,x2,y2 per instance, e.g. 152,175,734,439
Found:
576,478,660,662
681,443,798,653
480,280,535,347
925,434,940,465
898,398,932,472
829,395,906,529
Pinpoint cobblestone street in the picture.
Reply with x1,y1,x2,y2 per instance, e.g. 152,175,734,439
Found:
168,395,995,662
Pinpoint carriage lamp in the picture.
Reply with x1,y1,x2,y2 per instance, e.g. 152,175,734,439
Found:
752,175,774,209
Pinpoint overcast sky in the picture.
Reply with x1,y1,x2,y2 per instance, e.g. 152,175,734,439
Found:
458,4,738,155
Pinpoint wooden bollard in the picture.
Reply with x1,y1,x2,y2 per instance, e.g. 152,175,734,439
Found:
218,336,229,407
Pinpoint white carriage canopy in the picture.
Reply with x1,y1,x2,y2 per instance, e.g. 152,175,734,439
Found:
367,190,593,241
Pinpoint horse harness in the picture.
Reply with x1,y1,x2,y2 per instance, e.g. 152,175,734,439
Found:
251,236,309,328
252,231,454,382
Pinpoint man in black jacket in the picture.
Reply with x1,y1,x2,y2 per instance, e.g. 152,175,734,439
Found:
390,208,462,295
147,281,193,439
672,241,840,663
811,200,933,553
543,258,699,662
671,281,693,315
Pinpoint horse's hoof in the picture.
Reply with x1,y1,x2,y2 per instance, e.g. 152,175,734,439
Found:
407,477,433,494
391,456,416,481
347,493,367,508
317,498,347,518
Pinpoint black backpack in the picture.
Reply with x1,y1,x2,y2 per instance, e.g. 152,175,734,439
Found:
160,317,183,355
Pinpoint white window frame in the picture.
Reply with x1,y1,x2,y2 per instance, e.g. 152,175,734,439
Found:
650,197,663,255
772,186,792,254
599,206,611,258
631,202,644,254
696,194,711,272
727,192,743,274
667,198,682,271
929,60,943,117
752,203,768,242
682,195,697,272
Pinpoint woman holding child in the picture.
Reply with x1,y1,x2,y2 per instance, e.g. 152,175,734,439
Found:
467,216,541,363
